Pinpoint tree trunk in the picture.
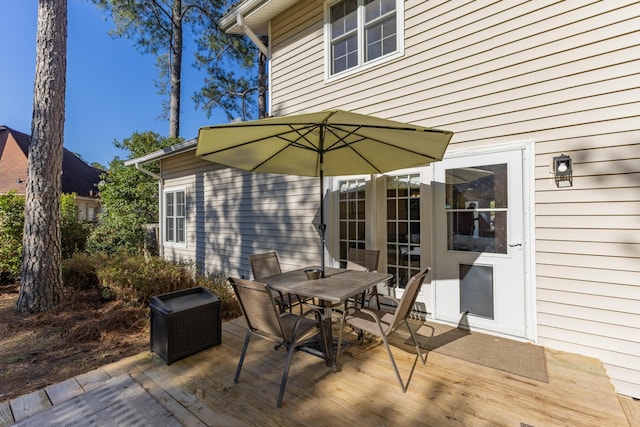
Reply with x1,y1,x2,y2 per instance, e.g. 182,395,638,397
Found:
258,36,268,119
17,0,67,314
169,0,182,138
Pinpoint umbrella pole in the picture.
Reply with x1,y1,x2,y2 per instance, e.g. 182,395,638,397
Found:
320,168,326,278
319,127,326,278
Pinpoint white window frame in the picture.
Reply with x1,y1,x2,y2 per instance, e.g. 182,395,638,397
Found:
324,0,404,81
163,186,186,247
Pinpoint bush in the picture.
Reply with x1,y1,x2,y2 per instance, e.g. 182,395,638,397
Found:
0,193,25,280
0,193,91,282
96,255,195,305
61,253,103,291
60,193,91,258
61,253,241,320
195,272,242,321
85,213,146,256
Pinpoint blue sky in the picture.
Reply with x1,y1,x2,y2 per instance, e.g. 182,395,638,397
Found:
0,1,228,167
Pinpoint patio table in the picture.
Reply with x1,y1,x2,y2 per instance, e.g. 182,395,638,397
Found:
262,267,392,371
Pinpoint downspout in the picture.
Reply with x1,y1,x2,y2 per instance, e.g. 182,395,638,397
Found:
236,14,270,58
131,162,164,257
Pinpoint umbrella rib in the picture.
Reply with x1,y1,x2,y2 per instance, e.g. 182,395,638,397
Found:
324,125,441,172
197,124,319,158
248,124,321,172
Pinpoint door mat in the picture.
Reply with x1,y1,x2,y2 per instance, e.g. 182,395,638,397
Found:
13,374,180,427
407,321,548,383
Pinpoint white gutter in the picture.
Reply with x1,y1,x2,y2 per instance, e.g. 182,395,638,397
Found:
130,162,161,180
237,14,270,58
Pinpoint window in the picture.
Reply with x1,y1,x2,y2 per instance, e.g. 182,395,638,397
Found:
386,174,421,289
338,178,366,268
328,0,402,76
165,188,185,245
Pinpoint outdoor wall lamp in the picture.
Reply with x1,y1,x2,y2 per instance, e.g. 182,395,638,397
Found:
553,154,572,187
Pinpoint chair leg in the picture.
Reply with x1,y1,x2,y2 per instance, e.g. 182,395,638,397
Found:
277,340,297,408
335,310,347,368
380,334,407,393
234,331,251,384
405,319,427,365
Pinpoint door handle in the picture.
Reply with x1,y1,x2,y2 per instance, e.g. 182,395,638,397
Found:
508,243,522,247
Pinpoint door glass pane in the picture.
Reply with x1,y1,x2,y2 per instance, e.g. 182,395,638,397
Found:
387,173,421,289
339,178,366,268
445,164,507,254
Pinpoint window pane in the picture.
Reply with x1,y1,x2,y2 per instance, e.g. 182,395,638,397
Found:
165,193,174,216
176,191,185,217
445,164,507,208
177,218,185,243
331,0,357,38
357,200,365,219
381,18,396,55
333,55,347,74
166,218,174,242
381,0,395,15
365,0,381,22
332,34,358,74
366,25,382,60
357,221,365,241
382,33,396,56
367,17,396,61
365,0,395,22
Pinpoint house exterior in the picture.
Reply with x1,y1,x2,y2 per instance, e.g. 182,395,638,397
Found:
0,125,103,220
127,1,639,399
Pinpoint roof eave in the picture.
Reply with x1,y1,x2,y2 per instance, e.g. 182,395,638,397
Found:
219,0,300,35
124,138,197,167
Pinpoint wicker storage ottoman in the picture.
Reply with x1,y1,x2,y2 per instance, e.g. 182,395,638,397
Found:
150,287,221,364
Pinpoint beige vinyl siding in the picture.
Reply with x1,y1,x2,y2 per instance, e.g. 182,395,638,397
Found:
268,0,640,397
160,151,322,277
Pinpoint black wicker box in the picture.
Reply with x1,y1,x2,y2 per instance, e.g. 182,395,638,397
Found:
150,287,221,364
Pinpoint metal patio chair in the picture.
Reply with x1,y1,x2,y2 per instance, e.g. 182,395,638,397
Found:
336,268,431,392
346,248,381,308
249,251,310,313
229,277,328,408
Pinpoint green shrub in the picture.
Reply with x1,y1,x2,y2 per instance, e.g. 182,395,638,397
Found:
96,255,196,305
85,213,146,256
61,253,103,291
60,193,91,258
0,193,25,280
195,272,241,321
61,253,242,320
0,193,92,282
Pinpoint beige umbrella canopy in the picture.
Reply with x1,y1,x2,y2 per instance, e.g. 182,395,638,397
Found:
196,109,454,274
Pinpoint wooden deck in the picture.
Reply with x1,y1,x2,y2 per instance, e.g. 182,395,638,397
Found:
2,317,638,426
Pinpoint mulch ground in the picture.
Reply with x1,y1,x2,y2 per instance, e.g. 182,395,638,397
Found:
0,283,149,402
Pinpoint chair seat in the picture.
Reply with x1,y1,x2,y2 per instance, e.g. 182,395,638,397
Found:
344,308,394,336
279,312,318,342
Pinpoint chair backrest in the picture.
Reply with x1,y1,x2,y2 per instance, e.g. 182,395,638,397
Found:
388,268,431,333
249,251,282,280
229,277,284,341
347,248,380,272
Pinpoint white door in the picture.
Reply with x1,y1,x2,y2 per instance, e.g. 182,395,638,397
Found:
433,147,529,339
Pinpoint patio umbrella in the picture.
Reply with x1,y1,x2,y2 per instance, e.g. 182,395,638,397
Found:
196,109,454,275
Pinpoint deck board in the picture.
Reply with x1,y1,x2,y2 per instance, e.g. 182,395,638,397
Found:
9,389,50,422
2,316,636,427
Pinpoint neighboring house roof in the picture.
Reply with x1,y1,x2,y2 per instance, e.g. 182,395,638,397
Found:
0,125,104,199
